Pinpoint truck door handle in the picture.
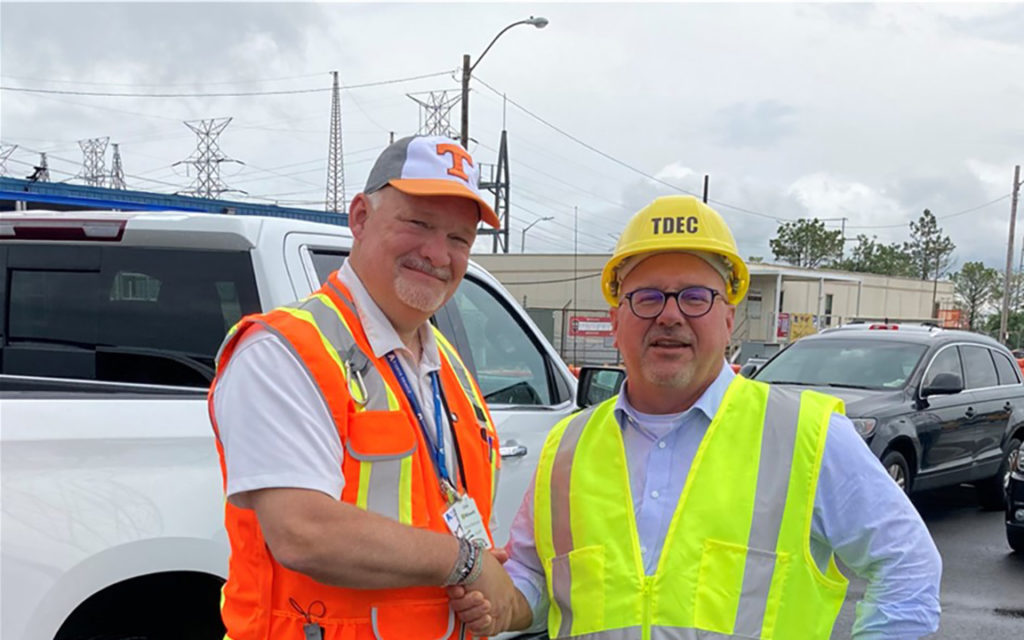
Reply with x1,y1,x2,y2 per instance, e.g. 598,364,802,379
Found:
965,407,975,418
500,444,528,459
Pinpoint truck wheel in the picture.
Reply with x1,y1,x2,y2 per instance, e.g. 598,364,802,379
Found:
881,450,910,495
976,437,1022,511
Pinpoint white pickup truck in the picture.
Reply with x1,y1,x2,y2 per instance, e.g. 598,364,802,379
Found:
0,210,579,640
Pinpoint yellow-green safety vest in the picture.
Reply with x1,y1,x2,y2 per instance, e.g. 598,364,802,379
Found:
533,375,849,640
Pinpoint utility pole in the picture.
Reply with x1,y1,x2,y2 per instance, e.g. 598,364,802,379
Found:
1001,164,1022,343
702,175,709,203
460,54,471,148
572,205,578,368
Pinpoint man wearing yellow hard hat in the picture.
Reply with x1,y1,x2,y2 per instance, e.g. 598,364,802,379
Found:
449,196,941,638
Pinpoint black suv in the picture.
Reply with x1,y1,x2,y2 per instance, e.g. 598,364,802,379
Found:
751,324,1024,509
1007,440,1024,552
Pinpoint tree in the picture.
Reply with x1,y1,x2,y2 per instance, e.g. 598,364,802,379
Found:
991,268,1024,315
832,234,915,276
951,261,998,330
769,218,844,268
983,310,1024,350
905,209,956,281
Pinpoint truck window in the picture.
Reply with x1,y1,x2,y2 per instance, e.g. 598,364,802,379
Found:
3,245,259,387
441,278,554,406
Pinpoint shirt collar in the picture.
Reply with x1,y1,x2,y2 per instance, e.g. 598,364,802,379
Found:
337,260,441,373
614,360,736,430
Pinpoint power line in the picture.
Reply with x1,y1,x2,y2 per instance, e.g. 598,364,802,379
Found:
845,194,1014,230
0,71,330,87
503,272,602,285
474,75,790,222
0,69,455,98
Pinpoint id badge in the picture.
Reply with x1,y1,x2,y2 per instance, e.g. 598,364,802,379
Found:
443,496,491,549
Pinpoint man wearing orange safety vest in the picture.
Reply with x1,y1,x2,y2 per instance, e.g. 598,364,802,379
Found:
209,135,514,639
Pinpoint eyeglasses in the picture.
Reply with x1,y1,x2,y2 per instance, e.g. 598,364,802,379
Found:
621,286,723,319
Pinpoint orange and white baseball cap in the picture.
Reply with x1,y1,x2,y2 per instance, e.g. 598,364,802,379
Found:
363,135,500,228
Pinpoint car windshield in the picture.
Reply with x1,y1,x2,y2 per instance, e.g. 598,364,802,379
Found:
754,338,927,390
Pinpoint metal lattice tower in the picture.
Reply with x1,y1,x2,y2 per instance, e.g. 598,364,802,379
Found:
175,118,242,199
325,71,346,213
479,129,511,253
407,91,460,139
109,143,126,190
78,137,109,187
0,143,17,175
28,153,50,182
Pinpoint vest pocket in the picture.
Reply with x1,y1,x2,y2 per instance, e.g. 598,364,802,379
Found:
695,539,789,639
345,411,418,523
547,544,606,636
370,598,455,639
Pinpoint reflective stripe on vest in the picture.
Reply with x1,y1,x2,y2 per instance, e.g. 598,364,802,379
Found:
535,376,848,640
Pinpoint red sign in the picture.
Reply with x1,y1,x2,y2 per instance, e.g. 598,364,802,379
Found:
569,315,614,337
776,312,790,338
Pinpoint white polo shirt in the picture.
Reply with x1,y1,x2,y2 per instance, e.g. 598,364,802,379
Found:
212,260,456,505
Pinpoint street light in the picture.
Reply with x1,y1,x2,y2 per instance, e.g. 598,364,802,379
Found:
460,16,548,148
521,216,554,253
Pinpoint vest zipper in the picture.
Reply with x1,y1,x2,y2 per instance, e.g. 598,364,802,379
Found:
642,576,653,640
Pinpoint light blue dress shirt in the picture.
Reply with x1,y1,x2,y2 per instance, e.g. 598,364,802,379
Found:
504,363,942,639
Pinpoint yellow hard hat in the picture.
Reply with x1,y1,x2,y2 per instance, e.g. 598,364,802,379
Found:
602,195,750,307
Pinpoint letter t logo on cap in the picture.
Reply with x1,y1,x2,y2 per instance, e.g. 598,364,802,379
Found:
435,143,473,182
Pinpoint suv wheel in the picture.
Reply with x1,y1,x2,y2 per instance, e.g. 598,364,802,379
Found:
976,437,1022,511
881,450,910,494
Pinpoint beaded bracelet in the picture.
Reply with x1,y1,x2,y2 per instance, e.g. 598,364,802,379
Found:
441,537,474,587
461,541,487,585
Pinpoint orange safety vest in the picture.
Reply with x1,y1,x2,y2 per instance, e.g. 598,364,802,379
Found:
208,272,500,640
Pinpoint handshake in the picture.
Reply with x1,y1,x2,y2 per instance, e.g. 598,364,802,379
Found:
444,543,532,636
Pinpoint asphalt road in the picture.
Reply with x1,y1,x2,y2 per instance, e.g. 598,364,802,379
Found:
832,485,1024,639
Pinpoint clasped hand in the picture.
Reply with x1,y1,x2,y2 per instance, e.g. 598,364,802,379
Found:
446,547,524,637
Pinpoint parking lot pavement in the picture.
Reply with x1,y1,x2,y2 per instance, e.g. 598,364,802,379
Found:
832,485,1024,639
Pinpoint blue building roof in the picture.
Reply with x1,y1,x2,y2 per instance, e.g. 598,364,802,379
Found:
0,177,349,226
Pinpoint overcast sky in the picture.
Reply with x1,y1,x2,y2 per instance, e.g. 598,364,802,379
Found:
2,2,1022,269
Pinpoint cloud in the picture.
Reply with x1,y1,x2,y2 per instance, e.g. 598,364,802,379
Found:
935,4,1024,47
713,100,799,149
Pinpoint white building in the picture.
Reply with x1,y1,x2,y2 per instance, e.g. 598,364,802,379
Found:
472,254,956,365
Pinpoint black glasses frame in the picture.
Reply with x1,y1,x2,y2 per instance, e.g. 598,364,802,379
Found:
621,285,723,319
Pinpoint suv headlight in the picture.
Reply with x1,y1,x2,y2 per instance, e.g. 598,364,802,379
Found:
850,418,877,438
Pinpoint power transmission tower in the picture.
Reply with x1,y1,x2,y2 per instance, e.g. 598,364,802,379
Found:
78,137,109,187
408,90,460,139
479,129,511,253
109,143,126,190
27,153,50,182
0,143,17,175
174,118,243,199
325,70,346,213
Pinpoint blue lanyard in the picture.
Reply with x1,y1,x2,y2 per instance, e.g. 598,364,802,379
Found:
384,351,451,487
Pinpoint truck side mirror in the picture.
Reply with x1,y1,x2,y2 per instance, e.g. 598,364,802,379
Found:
576,366,626,408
